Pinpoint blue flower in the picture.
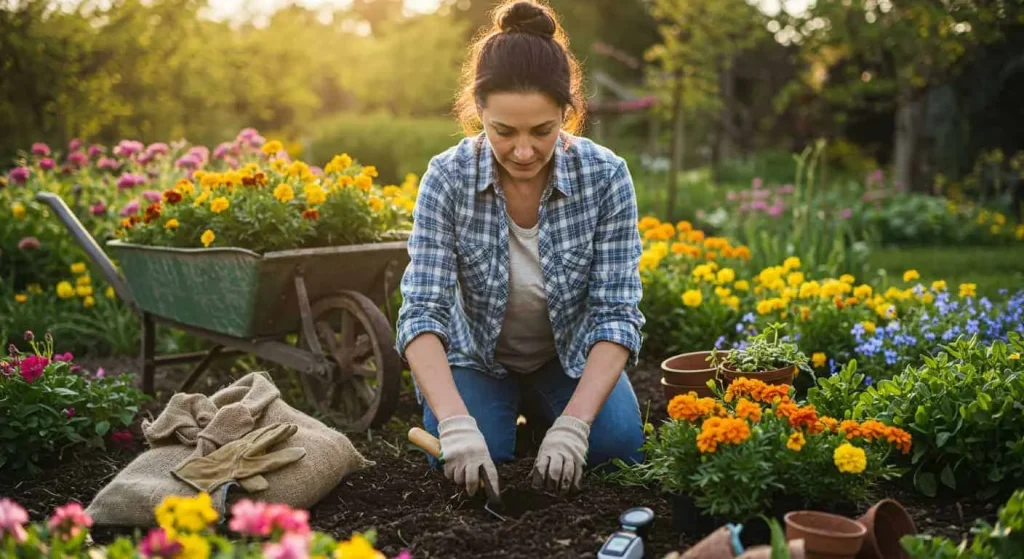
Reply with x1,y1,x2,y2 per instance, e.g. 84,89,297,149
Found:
742,312,756,324
715,335,728,349
735,322,746,333
884,349,898,366
828,358,839,376
886,321,902,333
864,376,873,387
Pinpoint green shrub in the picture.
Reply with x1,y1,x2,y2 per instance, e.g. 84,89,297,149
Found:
855,334,1024,498
902,488,1024,558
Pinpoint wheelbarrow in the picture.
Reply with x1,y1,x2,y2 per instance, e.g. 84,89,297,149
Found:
36,192,410,431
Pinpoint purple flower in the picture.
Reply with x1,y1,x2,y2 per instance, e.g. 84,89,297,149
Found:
840,208,853,219
97,157,119,170
236,128,266,147
39,158,56,171
175,154,201,170
8,166,30,185
767,203,784,218
69,138,82,151
87,144,105,158
17,237,41,251
116,173,146,189
65,408,76,418
90,201,107,216
120,199,140,217
145,142,169,157
113,140,144,158
142,189,162,203
864,376,873,387
67,151,89,168
31,142,51,157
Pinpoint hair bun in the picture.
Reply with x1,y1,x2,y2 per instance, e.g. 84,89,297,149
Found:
499,2,556,38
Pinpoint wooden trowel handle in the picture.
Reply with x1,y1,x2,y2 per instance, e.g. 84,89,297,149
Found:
408,427,442,458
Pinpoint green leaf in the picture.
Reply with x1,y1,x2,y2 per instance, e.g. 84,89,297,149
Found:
940,466,956,490
914,406,929,426
94,421,110,436
936,432,952,448
916,472,938,497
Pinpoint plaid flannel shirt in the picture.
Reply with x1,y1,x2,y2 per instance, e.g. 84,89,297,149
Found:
395,132,645,380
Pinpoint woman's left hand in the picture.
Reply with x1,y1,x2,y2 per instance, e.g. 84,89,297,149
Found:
531,415,590,494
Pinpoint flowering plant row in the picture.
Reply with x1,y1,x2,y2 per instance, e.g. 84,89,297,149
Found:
618,377,910,521
1,332,145,475
0,492,409,559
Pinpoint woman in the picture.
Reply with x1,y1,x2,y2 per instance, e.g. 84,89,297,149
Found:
395,0,645,500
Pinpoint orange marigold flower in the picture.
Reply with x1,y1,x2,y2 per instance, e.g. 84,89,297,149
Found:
735,398,762,423
302,208,320,221
839,420,863,440
858,420,888,442
819,417,839,432
717,417,751,445
884,427,913,454
725,377,767,402
143,202,162,224
163,190,183,204
786,405,819,430
758,384,791,404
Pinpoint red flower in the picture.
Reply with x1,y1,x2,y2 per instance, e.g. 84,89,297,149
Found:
19,355,49,383
143,202,162,224
163,190,183,204
302,209,319,221
111,430,134,448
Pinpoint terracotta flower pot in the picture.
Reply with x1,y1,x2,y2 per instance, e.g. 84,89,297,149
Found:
738,539,806,559
720,363,797,386
856,499,917,559
661,351,719,398
784,511,866,559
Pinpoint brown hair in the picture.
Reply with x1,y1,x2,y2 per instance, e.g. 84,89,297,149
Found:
454,0,586,137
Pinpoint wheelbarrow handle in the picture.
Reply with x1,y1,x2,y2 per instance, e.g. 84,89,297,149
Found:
35,192,137,309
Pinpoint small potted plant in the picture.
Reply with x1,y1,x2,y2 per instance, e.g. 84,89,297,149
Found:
661,350,719,398
713,323,810,386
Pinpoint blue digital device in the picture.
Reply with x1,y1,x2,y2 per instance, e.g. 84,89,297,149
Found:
597,507,655,559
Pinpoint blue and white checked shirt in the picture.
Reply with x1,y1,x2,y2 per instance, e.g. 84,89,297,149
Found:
395,132,645,379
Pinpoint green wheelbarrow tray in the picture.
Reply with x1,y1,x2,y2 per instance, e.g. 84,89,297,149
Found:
106,239,410,339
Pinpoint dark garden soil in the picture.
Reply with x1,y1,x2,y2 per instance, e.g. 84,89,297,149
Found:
0,359,1002,558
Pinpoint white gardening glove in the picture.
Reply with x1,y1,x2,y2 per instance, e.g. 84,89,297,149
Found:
437,415,500,498
531,415,590,494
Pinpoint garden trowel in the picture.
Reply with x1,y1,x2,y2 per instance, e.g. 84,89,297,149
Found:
407,427,507,521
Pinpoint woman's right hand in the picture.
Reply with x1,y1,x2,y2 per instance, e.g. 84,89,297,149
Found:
437,415,500,499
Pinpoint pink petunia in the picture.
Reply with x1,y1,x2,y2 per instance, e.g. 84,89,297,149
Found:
8,166,30,185
19,355,49,383
31,142,51,157
18,237,41,251
0,498,29,543
39,158,56,171
48,503,93,541
69,138,82,152
265,504,310,535
139,528,183,558
90,201,107,216
262,533,311,559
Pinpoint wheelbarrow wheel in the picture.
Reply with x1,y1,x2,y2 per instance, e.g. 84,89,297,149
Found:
297,290,401,432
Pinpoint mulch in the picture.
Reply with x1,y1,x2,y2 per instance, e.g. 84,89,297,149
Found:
0,360,1001,558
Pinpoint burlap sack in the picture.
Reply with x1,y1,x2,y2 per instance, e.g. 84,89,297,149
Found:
86,372,371,526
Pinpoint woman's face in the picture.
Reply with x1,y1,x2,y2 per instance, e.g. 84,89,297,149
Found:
480,91,564,184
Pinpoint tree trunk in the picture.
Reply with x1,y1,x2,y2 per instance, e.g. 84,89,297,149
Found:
666,72,685,223
892,88,924,191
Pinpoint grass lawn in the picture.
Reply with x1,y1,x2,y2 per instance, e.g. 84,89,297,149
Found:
869,245,1024,297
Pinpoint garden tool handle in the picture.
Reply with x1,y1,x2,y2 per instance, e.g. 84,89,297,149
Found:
408,427,442,458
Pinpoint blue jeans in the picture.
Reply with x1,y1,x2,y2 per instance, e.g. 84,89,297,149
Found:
420,358,645,470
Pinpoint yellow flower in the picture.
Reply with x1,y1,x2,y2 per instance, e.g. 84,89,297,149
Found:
787,432,806,452
70,262,87,275
798,281,821,299
368,195,385,212
262,140,283,156
714,286,732,299
324,153,353,174
193,190,211,206
76,285,93,297
354,175,373,191
11,202,26,219
273,184,295,203
1016,224,1024,240
1009,353,1019,360
210,197,229,214
56,281,75,299
725,296,740,310
787,272,805,287
853,284,872,299
638,216,661,231
862,321,877,335
76,275,91,286
958,283,976,298
83,296,96,308
304,184,327,206
994,212,1006,226
874,303,896,319
382,185,402,198
733,280,750,292
833,443,867,474
165,218,180,230
682,289,703,307
201,229,215,247
839,274,855,284
783,256,801,270
175,534,211,559
105,286,116,299
14,293,28,303
812,352,827,368
931,280,947,292
990,224,1001,235
716,268,736,284
360,165,379,178
903,269,920,282
176,178,195,195
27,284,43,294
334,534,385,559
337,175,355,189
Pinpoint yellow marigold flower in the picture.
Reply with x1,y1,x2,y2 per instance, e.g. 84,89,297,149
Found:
638,216,661,231
394,197,415,212
812,352,827,368
783,256,801,270
355,175,373,191
833,443,867,474
360,165,379,178
367,195,385,212
201,229,215,247
286,161,314,182
324,153,353,174
903,269,920,282
931,280,947,291
839,274,855,284
83,296,95,308
725,296,740,310
176,534,211,559
676,220,693,233
11,202,26,219
70,262,87,275
853,285,872,299
686,229,705,243
1008,353,1019,360
787,272,805,287
165,218,180,230
682,289,703,307
921,292,935,304
105,286,115,299
56,281,75,299
14,293,28,303
733,280,750,292
735,398,762,423
715,286,732,298
874,303,895,319
76,285,93,297
334,534,384,559
821,279,845,299
262,140,283,156
210,197,229,214
958,283,976,298
756,299,774,315
382,185,402,198
798,280,820,299
273,184,295,203
787,431,806,452
304,184,327,206
193,190,211,206
76,275,91,286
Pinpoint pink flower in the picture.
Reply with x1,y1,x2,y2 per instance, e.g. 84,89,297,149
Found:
65,408,76,418
751,200,768,212
113,140,144,158
69,138,83,151
175,154,201,170
18,237,41,251
48,503,92,541
726,191,737,202
393,551,413,559
97,157,119,170
111,430,134,448
1,361,13,377
266,504,310,535
24,331,34,341
90,201,107,216
262,533,311,559
0,498,29,543
236,128,266,147
94,367,106,379
145,143,169,157
67,151,89,168
840,208,853,219
120,199,141,217
778,184,795,194
139,527,183,558
752,177,763,189
142,190,162,203
87,144,105,158
213,142,233,159
767,203,784,218
19,355,49,383
31,142,51,157
188,146,210,164
39,158,56,171
117,173,146,189
53,352,74,363
229,499,273,537
8,166,30,185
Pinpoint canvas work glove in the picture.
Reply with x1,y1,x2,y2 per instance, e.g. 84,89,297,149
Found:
173,423,307,494
532,415,590,494
437,415,500,499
